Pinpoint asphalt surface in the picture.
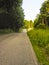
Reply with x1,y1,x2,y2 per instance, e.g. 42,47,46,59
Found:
0,33,38,65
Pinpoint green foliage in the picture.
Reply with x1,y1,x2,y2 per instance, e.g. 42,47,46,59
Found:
34,0,49,28
28,29,49,47
24,20,33,30
36,23,46,29
24,20,30,29
34,14,42,28
27,29,49,65
0,0,24,32
0,29,14,34
34,18,39,28
34,17,38,25
0,0,23,12
45,37,49,56
40,0,49,14
45,45,49,56
30,20,33,28
40,0,49,26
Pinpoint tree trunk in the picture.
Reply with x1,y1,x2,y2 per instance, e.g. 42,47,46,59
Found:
42,17,44,24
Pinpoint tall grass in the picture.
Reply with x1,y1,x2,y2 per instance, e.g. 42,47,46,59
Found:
27,29,49,65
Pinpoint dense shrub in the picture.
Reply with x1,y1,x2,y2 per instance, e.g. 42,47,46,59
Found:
36,23,46,29
45,46,49,56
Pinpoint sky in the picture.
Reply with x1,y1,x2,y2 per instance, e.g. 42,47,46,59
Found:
22,0,44,21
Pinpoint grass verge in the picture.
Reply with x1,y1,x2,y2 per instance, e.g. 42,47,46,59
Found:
27,29,49,65
0,29,15,35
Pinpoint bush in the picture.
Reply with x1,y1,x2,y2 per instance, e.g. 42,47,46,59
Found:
0,29,14,34
36,23,46,29
45,45,49,56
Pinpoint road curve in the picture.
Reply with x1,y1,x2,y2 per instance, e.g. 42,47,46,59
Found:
0,33,38,65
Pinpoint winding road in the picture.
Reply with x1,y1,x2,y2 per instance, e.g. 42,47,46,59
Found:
0,32,38,65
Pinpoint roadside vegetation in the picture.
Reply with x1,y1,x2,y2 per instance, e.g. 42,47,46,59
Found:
0,0,49,64
23,20,33,30
0,0,24,33
27,0,49,65
0,29,15,35
27,29,49,65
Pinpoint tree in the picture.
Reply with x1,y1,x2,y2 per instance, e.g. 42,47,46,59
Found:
34,0,49,28
0,0,23,12
40,0,49,26
34,14,42,27
24,20,30,29
30,20,33,28
0,0,24,31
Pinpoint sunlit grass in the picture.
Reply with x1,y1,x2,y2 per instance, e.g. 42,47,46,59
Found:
27,29,49,65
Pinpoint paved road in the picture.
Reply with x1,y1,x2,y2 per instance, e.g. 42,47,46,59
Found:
0,33,38,65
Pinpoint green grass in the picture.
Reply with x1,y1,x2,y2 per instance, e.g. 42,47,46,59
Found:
27,29,49,65
0,29,14,35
